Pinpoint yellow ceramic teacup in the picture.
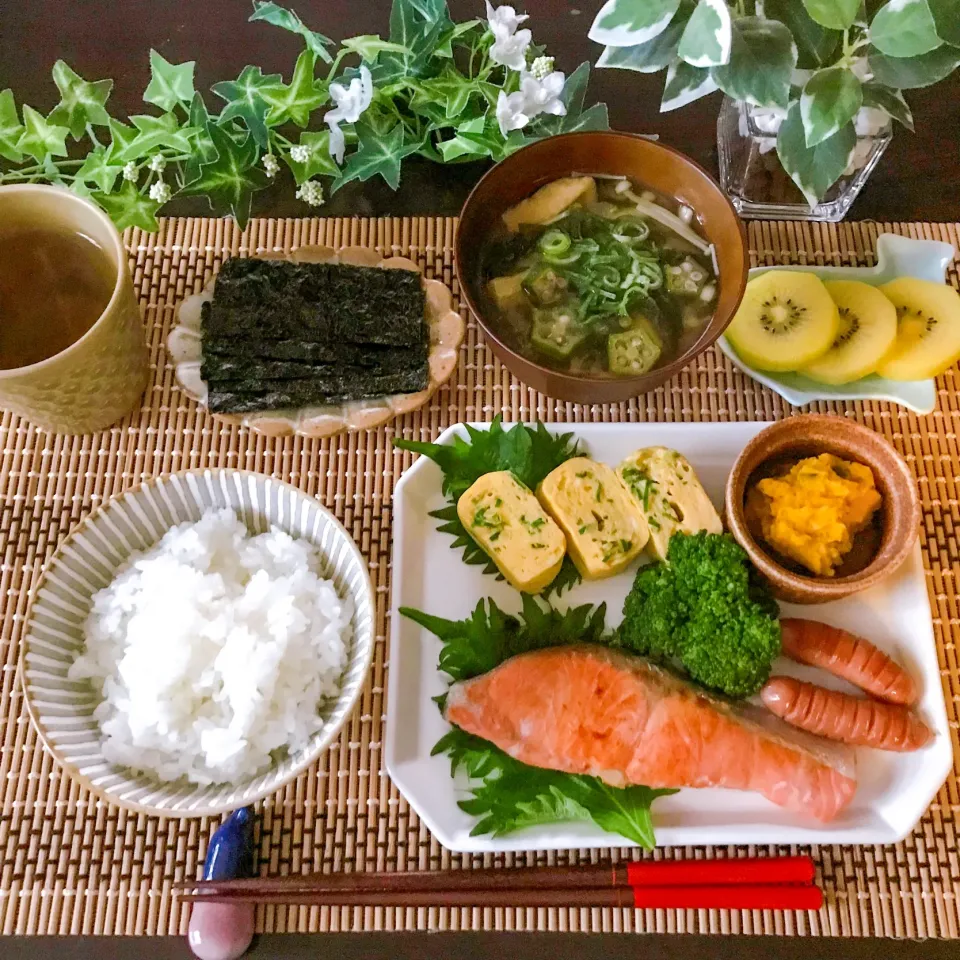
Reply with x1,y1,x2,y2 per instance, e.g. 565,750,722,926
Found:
0,185,148,433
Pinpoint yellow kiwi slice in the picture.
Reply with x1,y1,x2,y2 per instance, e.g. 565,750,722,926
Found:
876,278,960,380
799,280,898,385
725,271,839,372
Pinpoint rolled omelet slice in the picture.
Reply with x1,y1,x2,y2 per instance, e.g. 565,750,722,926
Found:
537,458,649,580
616,447,722,561
457,471,566,594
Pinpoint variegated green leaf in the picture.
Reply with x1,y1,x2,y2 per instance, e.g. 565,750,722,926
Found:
596,18,686,73
800,0,860,30
927,0,960,46
95,181,161,231
16,105,69,162
801,67,863,147
711,16,796,108
776,101,856,206
861,81,914,130
48,61,113,139
142,50,196,112
661,59,718,112
870,0,942,57
0,89,24,162
588,0,682,48
678,0,732,68
248,1,334,62
869,44,960,87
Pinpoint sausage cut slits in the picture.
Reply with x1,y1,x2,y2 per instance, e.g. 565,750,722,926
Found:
779,618,918,706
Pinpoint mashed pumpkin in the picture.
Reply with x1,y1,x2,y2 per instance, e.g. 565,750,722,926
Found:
746,453,882,577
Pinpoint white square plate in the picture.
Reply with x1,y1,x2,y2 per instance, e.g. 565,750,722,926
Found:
387,422,951,852
717,234,955,414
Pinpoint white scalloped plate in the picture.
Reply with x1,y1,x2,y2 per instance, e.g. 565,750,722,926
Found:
19,469,375,818
167,245,465,438
717,234,955,414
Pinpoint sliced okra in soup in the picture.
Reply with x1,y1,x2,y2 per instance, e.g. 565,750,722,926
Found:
532,308,587,360
607,317,662,376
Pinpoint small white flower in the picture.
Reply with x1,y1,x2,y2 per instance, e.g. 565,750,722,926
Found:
530,56,555,81
147,154,166,173
519,71,567,117
485,1,528,36
496,89,532,136
486,1,532,71
122,161,138,182
296,179,325,207
148,180,171,204
325,65,374,164
262,153,280,177
289,144,311,163
490,26,532,71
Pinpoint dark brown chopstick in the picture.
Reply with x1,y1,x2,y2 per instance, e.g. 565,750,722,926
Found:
179,884,823,911
176,856,815,897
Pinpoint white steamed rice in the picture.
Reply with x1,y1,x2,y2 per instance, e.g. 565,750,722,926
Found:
68,508,353,785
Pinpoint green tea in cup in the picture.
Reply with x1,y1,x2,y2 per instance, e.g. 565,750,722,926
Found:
0,185,148,433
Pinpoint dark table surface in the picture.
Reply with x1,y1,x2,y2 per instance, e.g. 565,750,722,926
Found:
2,0,959,223
1,0,958,955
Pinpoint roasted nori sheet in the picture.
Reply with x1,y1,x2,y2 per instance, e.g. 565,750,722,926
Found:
199,257,430,413
202,259,425,346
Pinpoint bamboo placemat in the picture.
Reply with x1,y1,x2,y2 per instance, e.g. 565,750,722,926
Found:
0,217,958,939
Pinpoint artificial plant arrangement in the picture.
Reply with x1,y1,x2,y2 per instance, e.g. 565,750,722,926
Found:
0,1,607,231
589,0,960,205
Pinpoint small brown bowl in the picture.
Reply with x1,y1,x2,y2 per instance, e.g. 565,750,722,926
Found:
725,415,920,604
454,131,749,403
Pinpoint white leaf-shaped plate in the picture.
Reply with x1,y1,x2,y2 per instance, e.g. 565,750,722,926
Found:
168,245,464,438
717,233,956,414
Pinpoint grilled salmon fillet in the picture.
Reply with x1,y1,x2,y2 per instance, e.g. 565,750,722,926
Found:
445,645,856,822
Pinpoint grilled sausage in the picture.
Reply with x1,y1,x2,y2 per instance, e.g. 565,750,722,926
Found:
779,618,918,706
761,676,933,751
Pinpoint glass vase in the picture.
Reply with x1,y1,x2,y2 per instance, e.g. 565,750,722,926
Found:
716,96,892,222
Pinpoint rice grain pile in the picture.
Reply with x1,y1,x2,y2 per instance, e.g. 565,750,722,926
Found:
69,508,353,784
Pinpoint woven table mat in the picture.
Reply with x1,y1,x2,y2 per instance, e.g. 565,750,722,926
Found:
0,217,958,938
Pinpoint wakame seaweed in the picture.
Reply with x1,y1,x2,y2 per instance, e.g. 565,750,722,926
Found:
200,257,430,414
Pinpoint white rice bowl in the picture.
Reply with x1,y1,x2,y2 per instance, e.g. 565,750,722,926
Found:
69,508,353,785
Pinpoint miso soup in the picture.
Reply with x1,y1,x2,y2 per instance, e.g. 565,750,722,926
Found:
479,175,718,378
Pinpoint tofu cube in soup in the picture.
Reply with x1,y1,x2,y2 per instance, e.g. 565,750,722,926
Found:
616,447,722,561
457,472,566,594
537,458,649,579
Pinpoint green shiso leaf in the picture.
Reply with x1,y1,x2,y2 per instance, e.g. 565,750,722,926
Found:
394,418,584,594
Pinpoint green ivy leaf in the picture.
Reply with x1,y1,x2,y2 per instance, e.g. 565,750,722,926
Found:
595,19,686,73
375,0,447,82
120,112,196,161
660,59,718,111
47,61,113,139
260,50,327,127
800,0,860,30
283,130,338,183
927,0,960,46
711,16,797,108
434,19,483,58
530,64,610,139
105,118,140,163
555,61,591,117
248,1,334,63
16,105,69,162
212,65,284,148
177,122,268,227
871,0,942,57
868,44,960,87
776,101,856,206
0,89,24,162
438,132,491,161
800,66,863,147
761,0,840,70
413,66,478,121
547,102,610,135
341,34,410,62
332,120,419,192
95,180,161,231
678,0,732,67
74,145,125,192
180,93,218,185
142,50,196,112
861,81,915,130
588,0,681,47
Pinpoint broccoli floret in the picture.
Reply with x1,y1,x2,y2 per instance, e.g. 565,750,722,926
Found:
619,531,780,699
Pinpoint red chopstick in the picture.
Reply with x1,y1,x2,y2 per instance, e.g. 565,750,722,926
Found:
179,883,823,911
626,855,815,887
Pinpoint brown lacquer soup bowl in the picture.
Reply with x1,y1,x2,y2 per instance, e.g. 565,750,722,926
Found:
454,131,749,403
